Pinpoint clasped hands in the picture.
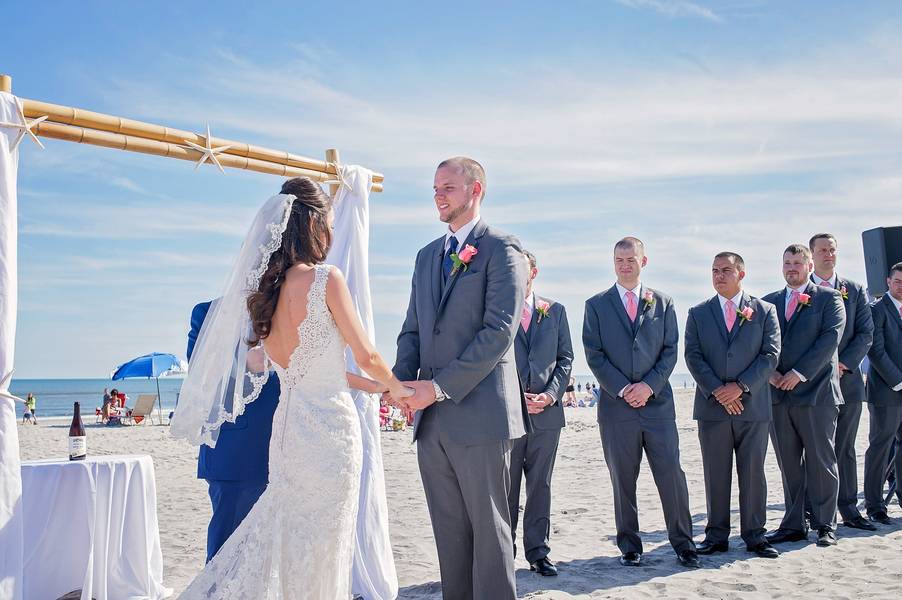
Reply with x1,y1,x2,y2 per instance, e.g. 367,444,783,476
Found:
621,382,653,408
382,380,435,413
713,382,744,416
769,371,802,391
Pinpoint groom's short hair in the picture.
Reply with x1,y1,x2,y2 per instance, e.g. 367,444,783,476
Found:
437,156,486,201
522,249,537,270
614,237,645,257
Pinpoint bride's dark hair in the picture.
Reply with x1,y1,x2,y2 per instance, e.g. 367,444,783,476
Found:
247,177,333,343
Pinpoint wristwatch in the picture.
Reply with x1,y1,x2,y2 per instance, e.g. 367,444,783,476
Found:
432,380,449,402
736,380,750,394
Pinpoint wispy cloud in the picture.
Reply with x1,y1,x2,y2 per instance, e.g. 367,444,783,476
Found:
614,0,723,22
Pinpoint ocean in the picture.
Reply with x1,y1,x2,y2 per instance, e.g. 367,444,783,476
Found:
9,374,698,420
9,378,185,419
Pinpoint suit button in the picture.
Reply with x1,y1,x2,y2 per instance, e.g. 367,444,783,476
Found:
727,353,733,358
433,327,440,335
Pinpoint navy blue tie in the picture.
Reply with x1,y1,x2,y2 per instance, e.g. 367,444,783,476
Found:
442,236,459,281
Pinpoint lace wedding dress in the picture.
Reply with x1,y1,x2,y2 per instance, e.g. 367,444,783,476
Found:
179,264,363,600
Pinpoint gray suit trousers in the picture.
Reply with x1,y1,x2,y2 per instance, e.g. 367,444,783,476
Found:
508,427,561,563
698,419,769,547
416,408,516,600
834,401,864,520
600,418,694,555
864,404,902,515
770,403,839,532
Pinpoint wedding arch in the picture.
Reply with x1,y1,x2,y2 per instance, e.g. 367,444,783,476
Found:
0,72,388,600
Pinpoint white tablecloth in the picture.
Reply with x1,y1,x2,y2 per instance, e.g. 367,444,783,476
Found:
21,455,171,600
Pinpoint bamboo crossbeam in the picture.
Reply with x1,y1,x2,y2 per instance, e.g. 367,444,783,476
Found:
18,97,384,184
30,120,384,193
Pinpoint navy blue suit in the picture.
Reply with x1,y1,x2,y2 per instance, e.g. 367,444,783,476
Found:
187,301,280,562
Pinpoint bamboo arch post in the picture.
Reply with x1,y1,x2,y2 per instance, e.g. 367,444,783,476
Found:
0,73,383,192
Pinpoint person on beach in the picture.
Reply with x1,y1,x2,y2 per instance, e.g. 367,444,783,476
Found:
582,236,699,569
24,393,36,424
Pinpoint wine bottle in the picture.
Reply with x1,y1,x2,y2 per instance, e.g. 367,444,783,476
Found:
68,402,86,461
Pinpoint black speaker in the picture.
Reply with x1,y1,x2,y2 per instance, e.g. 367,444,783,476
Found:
862,226,902,296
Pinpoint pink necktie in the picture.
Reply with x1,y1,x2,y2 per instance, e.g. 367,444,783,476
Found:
786,290,800,321
625,291,638,321
819,280,832,287
724,299,736,331
521,304,532,332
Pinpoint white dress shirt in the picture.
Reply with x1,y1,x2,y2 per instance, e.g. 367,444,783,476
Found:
811,272,837,288
718,291,744,316
443,215,480,253
785,284,810,382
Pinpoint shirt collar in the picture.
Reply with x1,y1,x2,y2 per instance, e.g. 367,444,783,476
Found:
786,282,809,295
812,272,837,288
718,291,743,310
444,215,480,251
523,293,534,312
616,282,642,299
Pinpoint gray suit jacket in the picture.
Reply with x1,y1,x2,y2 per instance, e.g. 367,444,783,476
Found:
810,275,873,404
762,283,845,407
685,293,781,422
393,219,529,444
582,285,679,423
515,295,573,430
866,294,902,406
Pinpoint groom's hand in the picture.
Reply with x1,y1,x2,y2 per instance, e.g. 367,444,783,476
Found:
402,380,438,411
382,391,408,412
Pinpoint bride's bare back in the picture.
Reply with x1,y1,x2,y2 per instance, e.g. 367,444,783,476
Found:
263,264,317,370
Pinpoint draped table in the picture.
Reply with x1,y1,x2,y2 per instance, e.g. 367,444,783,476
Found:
20,454,171,600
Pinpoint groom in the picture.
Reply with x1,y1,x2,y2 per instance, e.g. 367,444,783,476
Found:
389,157,528,599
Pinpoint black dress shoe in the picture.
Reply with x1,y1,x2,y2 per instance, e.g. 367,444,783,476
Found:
870,511,892,525
765,528,808,544
816,528,837,547
747,541,780,558
843,515,877,531
677,549,700,569
529,557,558,577
695,539,729,555
619,551,642,567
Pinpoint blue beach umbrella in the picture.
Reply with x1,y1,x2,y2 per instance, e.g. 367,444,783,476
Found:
111,353,186,424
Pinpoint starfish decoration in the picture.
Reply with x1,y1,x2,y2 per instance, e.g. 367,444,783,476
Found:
0,369,24,403
0,100,47,151
183,124,233,173
322,162,352,197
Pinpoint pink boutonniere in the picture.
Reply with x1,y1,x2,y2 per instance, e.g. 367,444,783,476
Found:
797,293,811,309
839,285,849,301
737,306,754,326
642,290,655,309
536,300,551,323
450,244,478,276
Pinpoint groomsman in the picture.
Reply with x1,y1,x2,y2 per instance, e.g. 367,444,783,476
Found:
583,237,699,569
508,249,573,576
685,252,781,558
807,233,875,530
763,244,845,547
863,262,902,525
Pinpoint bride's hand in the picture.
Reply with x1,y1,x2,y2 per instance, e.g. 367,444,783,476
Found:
388,381,414,400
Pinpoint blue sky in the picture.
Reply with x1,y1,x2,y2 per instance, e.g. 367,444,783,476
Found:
3,0,901,378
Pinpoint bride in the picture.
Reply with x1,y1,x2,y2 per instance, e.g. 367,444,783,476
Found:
171,176,411,599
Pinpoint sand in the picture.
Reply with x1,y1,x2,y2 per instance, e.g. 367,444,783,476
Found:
17,390,902,599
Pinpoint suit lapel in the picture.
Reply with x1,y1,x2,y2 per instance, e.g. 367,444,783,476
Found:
884,294,902,330
605,286,633,336
431,237,445,313
526,295,541,346
727,293,748,345
707,295,729,345
633,286,652,338
776,288,788,335
436,219,486,318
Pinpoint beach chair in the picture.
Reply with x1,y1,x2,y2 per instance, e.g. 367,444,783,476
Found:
124,394,156,426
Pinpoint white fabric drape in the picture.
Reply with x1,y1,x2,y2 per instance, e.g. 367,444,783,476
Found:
326,165,399,600
0,91,23,600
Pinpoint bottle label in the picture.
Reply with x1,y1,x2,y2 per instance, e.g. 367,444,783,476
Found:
69,436,87,460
